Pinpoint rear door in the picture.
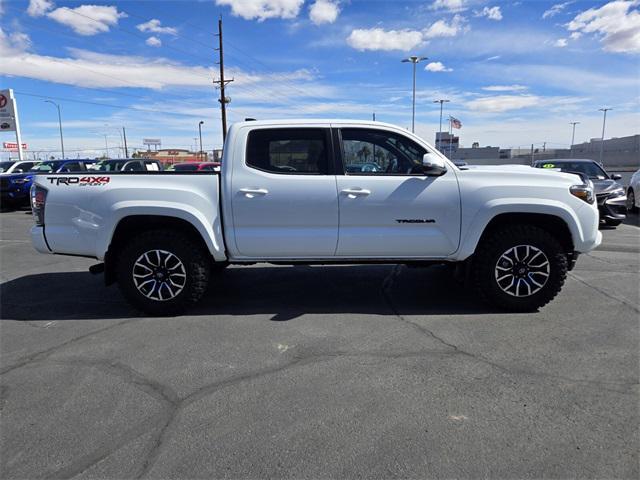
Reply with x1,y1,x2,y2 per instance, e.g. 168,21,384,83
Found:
334,126,461,258
230,127,339,258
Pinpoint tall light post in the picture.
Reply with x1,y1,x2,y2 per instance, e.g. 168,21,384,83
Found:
433,99,450,150
44,100,65,159
569,121,580,158
598,108,612,164
402,55,427,133
198,121,204,161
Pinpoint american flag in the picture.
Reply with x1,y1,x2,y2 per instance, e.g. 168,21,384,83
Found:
450,117,462,129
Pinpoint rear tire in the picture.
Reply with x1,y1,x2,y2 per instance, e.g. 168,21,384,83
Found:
116,230,210,316
604,218,622,227
473,225,568,312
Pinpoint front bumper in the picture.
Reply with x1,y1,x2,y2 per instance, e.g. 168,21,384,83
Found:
31,226,51,254
597,193,627,221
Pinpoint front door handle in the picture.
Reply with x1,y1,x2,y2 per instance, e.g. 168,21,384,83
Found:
341,188,371,198
239,188,269,198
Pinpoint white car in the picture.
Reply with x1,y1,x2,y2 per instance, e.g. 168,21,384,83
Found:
0,160,37,175
627,169,640,212
30,119,601,314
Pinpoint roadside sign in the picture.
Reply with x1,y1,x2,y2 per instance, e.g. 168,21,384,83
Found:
0,90,17,132
143,138,161,145
0,89,24,160
3,142,28,151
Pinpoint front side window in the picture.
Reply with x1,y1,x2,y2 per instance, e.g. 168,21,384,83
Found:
341,128,427,175
246,128,328,174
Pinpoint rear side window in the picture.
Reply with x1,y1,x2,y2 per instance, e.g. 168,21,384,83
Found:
246,128,328,174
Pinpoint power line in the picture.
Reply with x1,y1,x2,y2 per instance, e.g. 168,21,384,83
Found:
14,91,222,119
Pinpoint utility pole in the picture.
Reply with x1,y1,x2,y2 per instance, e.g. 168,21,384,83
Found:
45,100,65,159
569,121,579,158
598,108,612,165
372,112,376,121
401,55,427,133
122,126,129,158
433,99,449,150
214,16,233,144
530,144,534,164
198,121,204,160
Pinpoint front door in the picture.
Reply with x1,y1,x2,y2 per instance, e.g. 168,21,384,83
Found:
230,127,339,258
335,127,460,258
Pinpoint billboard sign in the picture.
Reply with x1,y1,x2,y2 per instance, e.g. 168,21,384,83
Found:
143,138,161,146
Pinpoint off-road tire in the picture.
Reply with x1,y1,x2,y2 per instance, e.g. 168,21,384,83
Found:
116,230,210,316
473,225,568,312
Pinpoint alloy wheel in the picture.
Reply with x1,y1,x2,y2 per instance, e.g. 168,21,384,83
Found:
494,244,550,297
132,249,187,301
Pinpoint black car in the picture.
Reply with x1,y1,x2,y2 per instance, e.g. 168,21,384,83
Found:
534,159,626,226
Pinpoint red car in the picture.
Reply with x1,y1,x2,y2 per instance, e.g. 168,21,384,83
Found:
167,162,220,172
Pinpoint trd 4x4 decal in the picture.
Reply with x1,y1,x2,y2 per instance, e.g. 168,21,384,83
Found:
47,176,110,186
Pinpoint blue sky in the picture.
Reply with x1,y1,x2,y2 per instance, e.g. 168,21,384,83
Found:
1,0,639,159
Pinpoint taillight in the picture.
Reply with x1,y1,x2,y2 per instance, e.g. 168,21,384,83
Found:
31,184,47,226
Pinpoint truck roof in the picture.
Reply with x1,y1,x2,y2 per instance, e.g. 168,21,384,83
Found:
231,118,405,130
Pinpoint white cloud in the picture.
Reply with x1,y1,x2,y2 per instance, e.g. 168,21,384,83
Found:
554,38,568,47
425,61,452,72
542,1,572,19
136,19,177,35
467,94,540,113
430,0,466,13
475,6,502,20
309,0,339,25
27,0,54,17
346,28,424,51
47,5,127,36
482,85,528,92
215,0,303,21
424,14,468,38
146,36,161,47
569,31,582,39
566,0,640,54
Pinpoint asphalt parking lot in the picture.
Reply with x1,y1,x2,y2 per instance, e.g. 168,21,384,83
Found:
1,209,638,479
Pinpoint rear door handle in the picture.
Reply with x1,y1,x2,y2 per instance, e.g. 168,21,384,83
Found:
239,188,269,197
341,188,371,198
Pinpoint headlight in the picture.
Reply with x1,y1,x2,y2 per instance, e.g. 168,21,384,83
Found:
608,188,625,198
570,184,595,204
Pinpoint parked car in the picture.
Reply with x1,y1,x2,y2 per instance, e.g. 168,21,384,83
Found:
1,160,94,207
0,160,37,175
626,169,640,212
166,162,220,172
533,159,627,227
90,159,163,172
31,119,601,315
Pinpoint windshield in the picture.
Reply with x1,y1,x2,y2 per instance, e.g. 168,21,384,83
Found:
537,161,608,180
171,163,199,171
92,160,126,171
0,161,16,173
30,161,64,172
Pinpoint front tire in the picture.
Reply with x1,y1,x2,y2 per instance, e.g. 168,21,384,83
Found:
473,225,568,312
604,218,622,227
627,188,637,213
116,230,210,316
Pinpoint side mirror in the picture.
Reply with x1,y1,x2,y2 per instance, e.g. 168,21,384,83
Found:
422,153,447,176
612,174,622,180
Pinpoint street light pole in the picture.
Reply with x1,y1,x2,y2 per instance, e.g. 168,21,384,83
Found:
569,121,580,158
402,55,427,133
433,99,450,150
44,100,65,159
198,121,204,161
598,108,612,165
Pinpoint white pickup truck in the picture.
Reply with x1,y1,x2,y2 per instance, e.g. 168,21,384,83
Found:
30,119,601,314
